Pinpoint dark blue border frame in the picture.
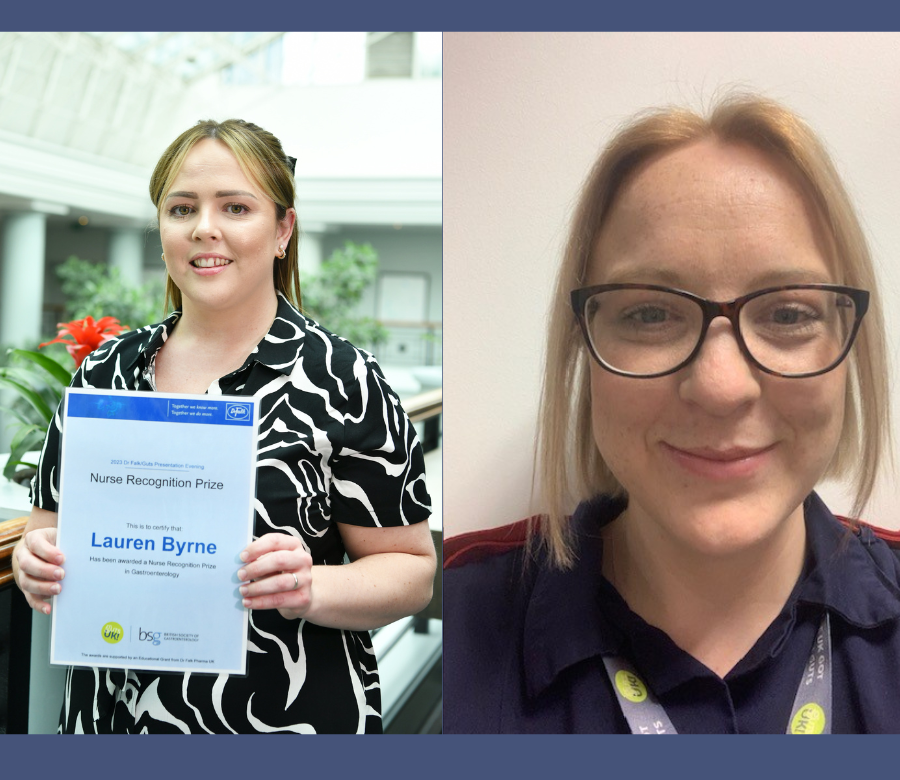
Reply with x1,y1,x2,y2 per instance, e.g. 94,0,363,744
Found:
1,733,883,777
7,6,900,778
10,1,900,31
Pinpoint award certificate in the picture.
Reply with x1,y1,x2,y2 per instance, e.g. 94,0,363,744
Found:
50,387,258,675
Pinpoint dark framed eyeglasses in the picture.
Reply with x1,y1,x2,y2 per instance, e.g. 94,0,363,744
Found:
570,283,869,379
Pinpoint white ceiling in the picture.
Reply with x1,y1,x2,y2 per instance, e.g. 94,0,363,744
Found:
0,32,441,167
85,32,286,84
0,33,442,228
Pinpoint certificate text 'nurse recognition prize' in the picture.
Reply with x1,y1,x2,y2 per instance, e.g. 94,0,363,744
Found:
50,388,258,675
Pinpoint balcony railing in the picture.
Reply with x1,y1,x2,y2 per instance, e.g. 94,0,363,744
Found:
0,513,31,733
376,386,442,732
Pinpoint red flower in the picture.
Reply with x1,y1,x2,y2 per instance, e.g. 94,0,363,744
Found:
40,316,129,367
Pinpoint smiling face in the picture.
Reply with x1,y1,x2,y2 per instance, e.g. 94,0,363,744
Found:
159,138,294,316
588,139,847,557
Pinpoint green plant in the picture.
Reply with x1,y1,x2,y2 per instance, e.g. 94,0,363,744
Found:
57,256,165,328
0,348,71,481
300,242,388,349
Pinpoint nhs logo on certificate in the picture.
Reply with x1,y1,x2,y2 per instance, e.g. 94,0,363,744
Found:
225,402,251,422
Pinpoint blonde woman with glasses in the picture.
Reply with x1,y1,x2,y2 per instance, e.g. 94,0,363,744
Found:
445,94,900,734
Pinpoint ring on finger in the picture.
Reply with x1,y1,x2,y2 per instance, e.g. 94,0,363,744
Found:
291,572,299,590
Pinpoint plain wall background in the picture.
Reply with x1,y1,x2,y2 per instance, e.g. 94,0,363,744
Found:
444,32,900,537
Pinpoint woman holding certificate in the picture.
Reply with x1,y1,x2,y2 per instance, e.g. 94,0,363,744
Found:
12,119,436,734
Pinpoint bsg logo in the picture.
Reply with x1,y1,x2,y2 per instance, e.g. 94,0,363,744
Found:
225,403,250,421
139,628,162,646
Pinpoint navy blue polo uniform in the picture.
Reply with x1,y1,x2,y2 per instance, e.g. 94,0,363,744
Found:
444,493,900,733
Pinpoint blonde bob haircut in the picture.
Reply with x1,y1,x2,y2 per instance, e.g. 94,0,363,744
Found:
535,93,890,569
149,118,301,313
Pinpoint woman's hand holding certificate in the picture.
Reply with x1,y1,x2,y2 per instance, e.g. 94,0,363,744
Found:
238,533,312,619
13,514,64,615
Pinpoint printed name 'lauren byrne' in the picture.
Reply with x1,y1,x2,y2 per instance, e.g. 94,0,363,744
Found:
90,534,217,555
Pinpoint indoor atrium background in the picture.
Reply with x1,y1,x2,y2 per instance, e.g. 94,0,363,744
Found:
0,31,442,734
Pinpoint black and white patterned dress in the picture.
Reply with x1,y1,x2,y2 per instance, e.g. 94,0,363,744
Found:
31,293,432,733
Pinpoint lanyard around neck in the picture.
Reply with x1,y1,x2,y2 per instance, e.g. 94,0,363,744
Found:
601,612,832,734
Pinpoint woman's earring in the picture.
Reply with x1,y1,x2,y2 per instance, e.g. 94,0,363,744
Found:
277,245,286,259
161,253,165,262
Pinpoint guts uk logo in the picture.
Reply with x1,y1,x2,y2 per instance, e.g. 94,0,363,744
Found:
101,621,123,644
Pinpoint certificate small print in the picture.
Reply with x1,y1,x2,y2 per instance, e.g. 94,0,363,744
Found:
50,388,259,675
